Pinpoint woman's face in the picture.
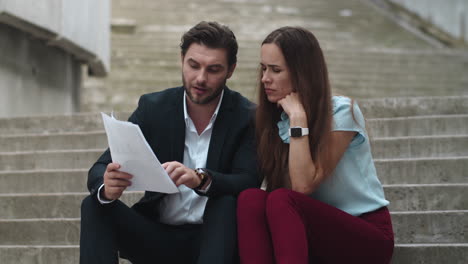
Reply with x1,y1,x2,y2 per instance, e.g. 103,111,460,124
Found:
260,43,293,103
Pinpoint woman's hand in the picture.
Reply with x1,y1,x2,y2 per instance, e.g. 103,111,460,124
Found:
278,92,307,126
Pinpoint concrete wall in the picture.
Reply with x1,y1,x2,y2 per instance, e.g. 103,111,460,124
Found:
389,0,468,44
0,0,110,117
0,23,81,117
0,0,110,75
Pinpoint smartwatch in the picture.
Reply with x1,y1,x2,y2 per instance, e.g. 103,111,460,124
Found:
289,126,309,137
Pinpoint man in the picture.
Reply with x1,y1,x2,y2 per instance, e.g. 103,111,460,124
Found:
80,21,258,264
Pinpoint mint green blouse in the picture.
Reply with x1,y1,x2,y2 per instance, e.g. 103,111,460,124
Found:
308,96,389,216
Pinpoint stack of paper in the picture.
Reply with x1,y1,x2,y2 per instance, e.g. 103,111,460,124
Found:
101,112,179,193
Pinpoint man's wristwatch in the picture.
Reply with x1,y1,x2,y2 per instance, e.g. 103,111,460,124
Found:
289,126,309,137
194,168,210,189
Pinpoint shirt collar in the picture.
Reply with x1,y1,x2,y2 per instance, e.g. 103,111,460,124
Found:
183,89,225,124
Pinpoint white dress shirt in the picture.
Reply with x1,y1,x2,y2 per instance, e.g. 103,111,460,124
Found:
158,90,223,225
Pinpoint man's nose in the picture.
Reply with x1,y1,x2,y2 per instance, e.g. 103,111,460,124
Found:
196,70,207,85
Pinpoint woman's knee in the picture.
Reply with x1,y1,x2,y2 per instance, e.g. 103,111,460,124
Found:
266,188,293,205
237,188,268,213
265,188,297,215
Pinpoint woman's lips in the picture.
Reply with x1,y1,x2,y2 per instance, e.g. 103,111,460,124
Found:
264,88,274,94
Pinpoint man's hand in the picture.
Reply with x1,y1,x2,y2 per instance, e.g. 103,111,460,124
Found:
162,161,201,188
102,163,133,200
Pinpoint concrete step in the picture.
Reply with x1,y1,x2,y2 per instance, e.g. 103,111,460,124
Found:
105,67,466,85
2,211,466,245
331,83,467,99
2,184,466,219
392,243,468,264
0,169,87,194
107,61,467,81
0,131,107,152
84,82,466,108
0,192,143,219
80,93,468,117
86,75,466,90
3,113,466,138
0,113,109,135
384,184,468,212
371,135,468,159
109,48,466,71
2,132,467,160
3,99,465,136
0,244,466,264
0,218,80,245
367,115,468,137
392,210,468,244
0,155,465,193
88,93,468,113
109,43,463,61
111,1,374,15
375,156,468,185
2,152,466,179
0,245,79,264
110,45,464,66
359,96,468,118
2,99,461,135
0,150,102,171
96,74,466,92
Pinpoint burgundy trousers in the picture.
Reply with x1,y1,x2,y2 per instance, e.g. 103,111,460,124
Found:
237,188,394,264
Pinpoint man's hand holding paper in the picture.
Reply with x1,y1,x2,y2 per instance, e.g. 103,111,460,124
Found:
101,112,179,195
101,163,133,200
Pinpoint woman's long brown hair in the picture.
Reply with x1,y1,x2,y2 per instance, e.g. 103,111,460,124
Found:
256,27,333,191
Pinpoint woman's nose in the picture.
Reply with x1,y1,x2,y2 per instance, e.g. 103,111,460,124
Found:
261,72,270,83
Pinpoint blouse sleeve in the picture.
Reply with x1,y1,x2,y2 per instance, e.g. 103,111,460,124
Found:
332,96,367,147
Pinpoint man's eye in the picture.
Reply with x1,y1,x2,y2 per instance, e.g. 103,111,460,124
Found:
208,68,221,73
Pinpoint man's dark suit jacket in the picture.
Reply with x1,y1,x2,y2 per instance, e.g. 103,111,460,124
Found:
87,86,258,220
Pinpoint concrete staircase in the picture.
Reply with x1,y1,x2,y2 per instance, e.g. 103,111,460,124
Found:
1,0,468,263
1,97,467,263
82,0,468,113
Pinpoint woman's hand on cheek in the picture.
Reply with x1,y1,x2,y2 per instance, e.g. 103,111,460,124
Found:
277,92,306,119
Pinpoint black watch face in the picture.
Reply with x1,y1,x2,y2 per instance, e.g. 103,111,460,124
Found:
290,127,302,137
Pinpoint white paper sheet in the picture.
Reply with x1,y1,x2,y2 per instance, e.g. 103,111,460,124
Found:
101,112,179,193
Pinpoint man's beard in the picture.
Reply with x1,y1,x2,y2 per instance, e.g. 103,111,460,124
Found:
183,75,226,105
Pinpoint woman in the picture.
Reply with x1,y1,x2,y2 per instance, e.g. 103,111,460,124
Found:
237,27,394,263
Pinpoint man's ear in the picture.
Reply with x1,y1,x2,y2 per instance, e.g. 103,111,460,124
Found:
226,63,236,79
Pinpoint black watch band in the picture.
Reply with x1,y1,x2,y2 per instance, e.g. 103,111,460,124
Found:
194,168,209,189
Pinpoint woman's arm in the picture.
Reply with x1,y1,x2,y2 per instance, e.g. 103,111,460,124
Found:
279,93,356,195
288,127,355,194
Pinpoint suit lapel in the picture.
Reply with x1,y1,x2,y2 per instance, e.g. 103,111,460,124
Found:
206,88,234,171
169,88,186,163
